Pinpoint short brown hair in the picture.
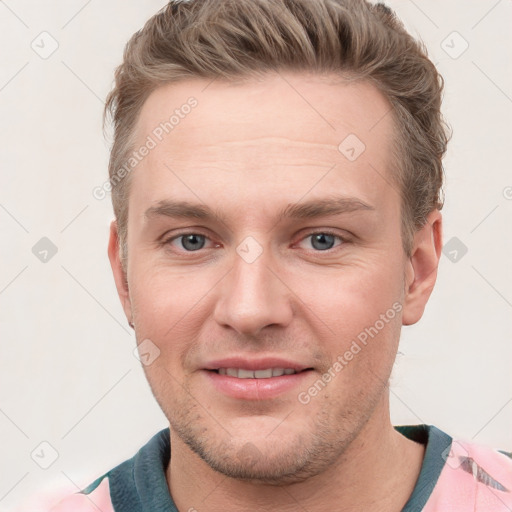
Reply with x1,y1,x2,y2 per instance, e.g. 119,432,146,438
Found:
104,0,450,267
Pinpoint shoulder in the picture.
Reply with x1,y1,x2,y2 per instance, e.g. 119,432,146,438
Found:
17,475,114,512
426,435,512,511
17,429,171,512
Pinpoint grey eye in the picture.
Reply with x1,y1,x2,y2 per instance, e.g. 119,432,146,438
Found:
310,233,337,251
180,234,206,251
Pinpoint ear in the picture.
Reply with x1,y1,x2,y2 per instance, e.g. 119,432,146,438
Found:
107,220,133,325
402,210,443,326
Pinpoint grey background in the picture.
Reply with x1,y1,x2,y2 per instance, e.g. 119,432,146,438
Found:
1,0,511,509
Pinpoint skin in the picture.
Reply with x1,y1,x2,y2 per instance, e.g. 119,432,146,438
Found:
108,71,442,511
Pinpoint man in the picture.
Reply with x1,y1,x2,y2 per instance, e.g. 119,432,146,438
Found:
48,0,512,510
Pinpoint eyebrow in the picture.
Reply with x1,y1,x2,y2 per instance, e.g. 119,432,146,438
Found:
143,196,375,225
278,196,374,221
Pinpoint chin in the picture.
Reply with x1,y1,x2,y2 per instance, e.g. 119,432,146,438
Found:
169,404,351,485
189,435,329,485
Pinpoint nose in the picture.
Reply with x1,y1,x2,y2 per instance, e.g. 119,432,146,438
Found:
213,244,294,337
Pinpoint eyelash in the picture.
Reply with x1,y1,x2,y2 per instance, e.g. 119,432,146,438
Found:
161,230,346,254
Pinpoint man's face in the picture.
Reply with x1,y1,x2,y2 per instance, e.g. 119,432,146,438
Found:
111,72,424,482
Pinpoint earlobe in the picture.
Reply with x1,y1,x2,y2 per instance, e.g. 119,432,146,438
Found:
107,220,133,324
402,210,443,326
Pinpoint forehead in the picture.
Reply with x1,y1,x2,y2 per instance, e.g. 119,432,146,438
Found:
130,72,397,215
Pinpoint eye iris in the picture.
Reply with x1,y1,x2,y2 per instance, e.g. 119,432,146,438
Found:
311,233,335,251
181,234,205,251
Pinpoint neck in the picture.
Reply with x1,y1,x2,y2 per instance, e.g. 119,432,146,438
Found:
166,397,425,512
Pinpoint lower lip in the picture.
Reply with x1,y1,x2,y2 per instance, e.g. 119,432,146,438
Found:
203,370,313,400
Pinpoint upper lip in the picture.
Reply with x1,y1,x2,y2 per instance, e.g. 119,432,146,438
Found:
204,357,311,372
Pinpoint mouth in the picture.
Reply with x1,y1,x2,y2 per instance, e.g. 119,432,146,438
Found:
208,367,311,378
203,362,314,400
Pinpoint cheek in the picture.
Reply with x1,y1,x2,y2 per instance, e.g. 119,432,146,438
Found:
132,265,203,312
130,268,212,351
130,271,204,401
287,256,405,386
291,258,404,334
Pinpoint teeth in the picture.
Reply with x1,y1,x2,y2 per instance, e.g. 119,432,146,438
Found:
217,368,297,378
254,369,273,378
